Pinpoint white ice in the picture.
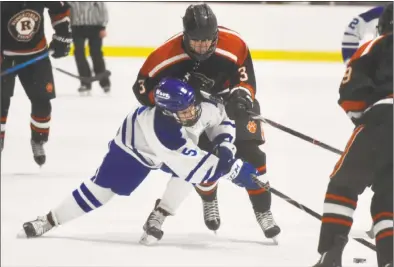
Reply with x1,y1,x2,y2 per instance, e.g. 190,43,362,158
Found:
1,58,377,266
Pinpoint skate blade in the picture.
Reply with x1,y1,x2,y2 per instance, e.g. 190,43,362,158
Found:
79,91,92,97
139,232,159,246
271,236,279,245
16,229,27,239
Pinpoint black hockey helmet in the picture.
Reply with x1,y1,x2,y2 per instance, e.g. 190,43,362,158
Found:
377,2,393,35
182,3,218,61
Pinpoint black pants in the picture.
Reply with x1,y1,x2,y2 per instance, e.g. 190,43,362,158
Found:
1,52,55,143
196,99,272,213
318,104,393,266
72,26,110,88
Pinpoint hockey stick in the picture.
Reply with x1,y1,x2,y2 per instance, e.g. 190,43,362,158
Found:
52,67,111,83
0,51,111,83
199,91,376,250
0,51,50,77
252,177,377,251
200,91,343,156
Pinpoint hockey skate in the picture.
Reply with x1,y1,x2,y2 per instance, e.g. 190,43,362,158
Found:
18,212,58,238
31,139,46,166
255,210,281,242
202,197,221,232
140,199,170,246
102,85,111,94
78,85,91,96
312,235,348,267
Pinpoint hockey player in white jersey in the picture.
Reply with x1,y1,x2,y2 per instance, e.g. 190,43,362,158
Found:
341,5,384,63
19,77,262,240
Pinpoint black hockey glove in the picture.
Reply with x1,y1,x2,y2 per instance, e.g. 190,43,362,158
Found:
185,72,215,92
49,23,72,59
225,88,253,120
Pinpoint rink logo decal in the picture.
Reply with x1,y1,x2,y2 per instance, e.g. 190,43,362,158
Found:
8,9,41,42
46,83,53,93
247,121,257,134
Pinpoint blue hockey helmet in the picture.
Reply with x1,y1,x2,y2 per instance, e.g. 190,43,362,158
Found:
154,77,202,127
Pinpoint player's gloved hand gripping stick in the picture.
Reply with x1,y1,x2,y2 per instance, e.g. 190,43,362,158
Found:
199,90,377,252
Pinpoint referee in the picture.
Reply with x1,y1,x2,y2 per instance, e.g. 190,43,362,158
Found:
69,2,110,94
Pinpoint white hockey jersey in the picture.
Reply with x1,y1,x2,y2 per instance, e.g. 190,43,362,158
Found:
341,6,384,63
113,101,236,184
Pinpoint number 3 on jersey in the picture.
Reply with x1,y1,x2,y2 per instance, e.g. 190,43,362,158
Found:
238,66,248,82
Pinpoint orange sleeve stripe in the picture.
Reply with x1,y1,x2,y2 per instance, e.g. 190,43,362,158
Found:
340,100,368,112
373,212,394,222
148,90,155,105
1,117,7,123
140,35,187,78
51,9,70,22
235,82,255,100
217,27,248,65
325,194,357,207
376,230,394,241
322,217,353,227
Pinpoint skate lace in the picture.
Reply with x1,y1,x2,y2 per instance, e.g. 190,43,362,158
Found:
146,210,166,230
31,140,45,156
31,216,53,236
203,199,220,221
256,211,277,231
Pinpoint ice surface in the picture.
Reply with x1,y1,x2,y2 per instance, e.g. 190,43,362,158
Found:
1,58,377,266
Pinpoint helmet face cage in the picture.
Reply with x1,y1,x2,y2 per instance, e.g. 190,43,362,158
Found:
183,4,218,61
171,103,202,127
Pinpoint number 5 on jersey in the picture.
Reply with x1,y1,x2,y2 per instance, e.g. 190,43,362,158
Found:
181,147,197,156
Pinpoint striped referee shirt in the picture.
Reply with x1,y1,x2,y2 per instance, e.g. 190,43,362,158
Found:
68,2,108,27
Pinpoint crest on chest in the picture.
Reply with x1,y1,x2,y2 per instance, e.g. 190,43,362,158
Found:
8,9,41,42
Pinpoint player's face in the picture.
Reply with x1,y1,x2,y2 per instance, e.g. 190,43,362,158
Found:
176,104,201,126
189,39,213,54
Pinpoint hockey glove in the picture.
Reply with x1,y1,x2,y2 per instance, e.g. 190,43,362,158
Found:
213,142,237,175
49,23,72,58
185,72,215,92
225,160,260,189
225,88,253,120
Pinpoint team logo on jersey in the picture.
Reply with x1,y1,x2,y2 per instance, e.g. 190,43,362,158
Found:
156,89,170,99
247,121,257,134
46,83,53,93
8,9,41,42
